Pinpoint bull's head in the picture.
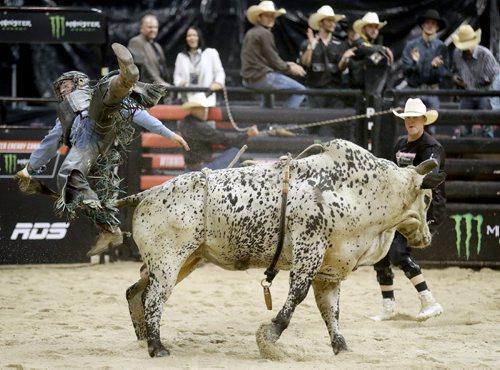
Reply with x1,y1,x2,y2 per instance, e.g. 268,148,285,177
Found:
397,159,446,248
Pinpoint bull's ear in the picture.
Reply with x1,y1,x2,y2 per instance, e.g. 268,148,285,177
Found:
421,172,447,189
415,159,438,175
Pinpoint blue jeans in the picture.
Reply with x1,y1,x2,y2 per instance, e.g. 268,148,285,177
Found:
243,72,306,109
458,95,494,138
490,73,500,111
206,147,240,170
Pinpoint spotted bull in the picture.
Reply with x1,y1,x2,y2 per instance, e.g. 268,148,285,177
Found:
118,139,445,359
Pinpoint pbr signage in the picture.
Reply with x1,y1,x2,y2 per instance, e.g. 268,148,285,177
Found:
0,127,95,264
0,7,106,44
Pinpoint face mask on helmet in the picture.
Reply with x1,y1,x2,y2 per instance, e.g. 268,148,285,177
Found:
53,71,90,101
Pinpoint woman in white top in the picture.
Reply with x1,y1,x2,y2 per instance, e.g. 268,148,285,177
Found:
173,26,226,106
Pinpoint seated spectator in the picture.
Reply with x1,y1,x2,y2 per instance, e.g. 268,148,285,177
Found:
127,13,169,85
451,25,499,137
179,93,259,171
241,1,306,108
348,12,393,97
401,9,450,135
173,26,226,107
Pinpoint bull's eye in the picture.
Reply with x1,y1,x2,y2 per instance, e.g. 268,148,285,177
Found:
424,195,431,206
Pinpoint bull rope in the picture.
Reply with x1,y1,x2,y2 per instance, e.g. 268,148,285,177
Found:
261,154,293,310
222,86,402,132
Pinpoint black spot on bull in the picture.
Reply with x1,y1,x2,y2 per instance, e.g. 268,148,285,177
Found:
228,193,238,207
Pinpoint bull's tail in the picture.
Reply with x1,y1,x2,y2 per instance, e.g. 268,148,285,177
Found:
114,184,163,208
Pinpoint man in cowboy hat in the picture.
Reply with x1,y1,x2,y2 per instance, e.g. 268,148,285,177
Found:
371,98,446,322
241,1,306,108
349,12,393,96
179,93,259,170
451,25,499,136
299,6,347,110
401,9,450,135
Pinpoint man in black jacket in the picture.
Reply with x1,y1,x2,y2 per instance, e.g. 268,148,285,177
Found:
370,98,446,322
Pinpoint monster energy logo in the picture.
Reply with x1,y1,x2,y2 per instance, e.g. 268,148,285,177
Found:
49,16,65,39
450,213,483,260
3,154,17,174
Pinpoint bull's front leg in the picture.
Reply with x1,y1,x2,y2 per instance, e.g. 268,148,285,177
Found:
312,278,349,354
256,241,325,359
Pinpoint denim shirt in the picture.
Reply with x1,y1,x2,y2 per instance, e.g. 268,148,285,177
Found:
402,37,450,87
29,109,174,171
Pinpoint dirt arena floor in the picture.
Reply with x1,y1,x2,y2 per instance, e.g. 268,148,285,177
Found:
0,261,498,369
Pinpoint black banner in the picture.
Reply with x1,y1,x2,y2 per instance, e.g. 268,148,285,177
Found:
0,7,106,44
410,204,500,267
0,126,95,264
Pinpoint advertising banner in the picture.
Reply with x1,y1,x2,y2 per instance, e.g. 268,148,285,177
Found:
0,127,95,264
0,7,106,44
403,204,499,267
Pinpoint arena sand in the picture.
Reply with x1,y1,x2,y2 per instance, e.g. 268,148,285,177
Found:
0,261,498,369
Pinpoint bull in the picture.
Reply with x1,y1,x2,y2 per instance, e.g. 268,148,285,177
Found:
118,139,445,358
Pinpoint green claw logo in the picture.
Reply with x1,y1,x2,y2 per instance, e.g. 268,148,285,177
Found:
49,15,65,39
450,213,483,260
3,154,17,174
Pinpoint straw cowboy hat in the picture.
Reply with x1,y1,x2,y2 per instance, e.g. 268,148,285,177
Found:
353,12,387,35
181,93,214,110
452,25,481,50
246,1,286,25
308,5,345,31
393,98,438,125
417,9,446,31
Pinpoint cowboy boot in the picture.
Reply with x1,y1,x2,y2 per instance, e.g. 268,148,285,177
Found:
104,43,139,106
86,224,123,257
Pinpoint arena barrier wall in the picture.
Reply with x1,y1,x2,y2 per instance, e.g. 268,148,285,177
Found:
0,126,96,264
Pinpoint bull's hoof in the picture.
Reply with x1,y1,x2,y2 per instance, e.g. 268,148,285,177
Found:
331,333,349,355
256,323,286,360
148,340,170,357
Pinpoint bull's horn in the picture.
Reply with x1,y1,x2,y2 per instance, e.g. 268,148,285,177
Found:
421,171,446,189
415,159,438,175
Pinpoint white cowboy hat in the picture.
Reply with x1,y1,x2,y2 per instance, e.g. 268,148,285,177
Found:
452,25,481,50
353,12,387,35
393,98,438,125
181,93,214,110
308,5,345,31
246,1,286,25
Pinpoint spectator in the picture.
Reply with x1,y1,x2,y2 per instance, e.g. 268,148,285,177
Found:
401,9,450,134
339,17,360,89
299,5,346,110
349,12,393,96
371,98,446,322
173,26,225,106
241,1,306,108
452,25,500,137
179,93,258,171
15,44,189,257
128,13,169,85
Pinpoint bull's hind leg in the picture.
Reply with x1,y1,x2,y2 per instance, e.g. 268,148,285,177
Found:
256,243,325,359
126,253,204,342
312,278,348,354
142,245,200,357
